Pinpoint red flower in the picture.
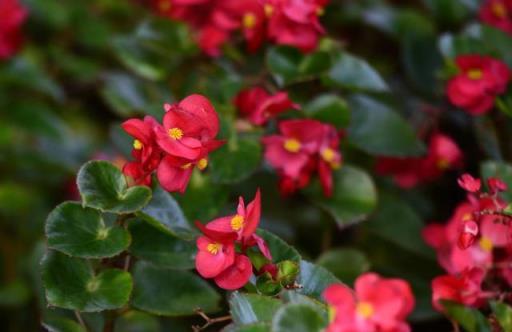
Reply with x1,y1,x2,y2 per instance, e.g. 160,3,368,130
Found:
213,254,253,290
0,0,27,60
265,0,327,52
431,268,485,311
376,133,462,188
196,235,235,278
317,124,342,197
488,177,508,194
323,273,414,332
458,219,479,249
457,173,482,193
234,87,299,125
447,55,511,115
479,0,512,35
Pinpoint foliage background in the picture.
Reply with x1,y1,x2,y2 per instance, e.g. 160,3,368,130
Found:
1,0,511,331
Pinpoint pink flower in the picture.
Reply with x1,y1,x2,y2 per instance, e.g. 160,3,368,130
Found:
488,177,508,194
457,173,482,193
431,268,485,311
234,87,299,125
447,55,511,115
317,124,343,197
323,273,414,332
0,0,27,60
479,0,512,35
213,254,254,290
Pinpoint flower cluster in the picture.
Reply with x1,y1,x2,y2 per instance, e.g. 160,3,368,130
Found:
121,94,224,193
262,119,342,197
194,189,272,290
234,86,299,126
323,273,415,332
446,55,511,115
480,0,512,35
424,174,512,311
152,0,328,56
0,0,27,60
376,133,462,188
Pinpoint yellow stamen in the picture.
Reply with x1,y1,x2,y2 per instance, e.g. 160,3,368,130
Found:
328,306,337,323
231,214,245,231
133,139,143,150
168,127,184,140
321,148,336,162
317,7,325,16
197,158,208,171
264,4,274,17
207,242,221,255
356,302,374,319
283,138,301,153
479,236,493,252
243,13,256,29
492,3,507,18
467,69,483,80
437,158,450,170
181,163,192,170
158,0,171,11
462,213,472,221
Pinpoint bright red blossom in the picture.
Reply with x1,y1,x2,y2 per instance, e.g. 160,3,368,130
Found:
479,0,512,35
323,273,414,332
457,173,481,193
0,0,27,60
234,87,299,125
431,268,486,311
446,55,511,115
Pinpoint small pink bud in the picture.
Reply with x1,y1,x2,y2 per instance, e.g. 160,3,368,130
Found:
457,173,481,193
487,177,507,194
458,220,479,249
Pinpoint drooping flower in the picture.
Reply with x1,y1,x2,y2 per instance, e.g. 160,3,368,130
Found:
431,268,485,311
234,87,299,125
323,273,414,332
0,0,27,60
479,0,512,35
446,55,511,115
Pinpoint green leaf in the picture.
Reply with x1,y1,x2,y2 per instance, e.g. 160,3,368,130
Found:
42,251,133,312
304,94,350,128
308,166,377,228
481,161,512,201
490,301,512,331
138,184,195,239
114,311,160,332
347,95,425,156
316,248,370,284
46,202,131,258
128,219,195,269
77,160,152,214
42,317,86,332
0,280,31,307
229,292,282,325
209,138,262,184
324,53,389,92
272,303,327,332
443,301,491,332
298,260,341,300
256,229,301,263
224,323,271,332
131,262,220,316
266,46,302,85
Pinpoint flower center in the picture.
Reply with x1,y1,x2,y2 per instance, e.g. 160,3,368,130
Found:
356,301,374,319
133,139,143,150
197,158,208,170
317,7,325,16
328,306,337,323
467,69,483,80
181,163,192,170
462,213,472,221
207,242,221,255
437,158,450,170
243,13,256,29
479,236,493,252
264,4,274,17
492,3,507,18
284,138,301,153
158,0,171,11
168,127,184,140
231,214,245,231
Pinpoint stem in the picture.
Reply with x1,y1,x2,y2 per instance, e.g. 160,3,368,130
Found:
103,311,116,332
75,311,87,331
491,111,512,161
450,319,460,332
192,309,232,331
123,255,131,271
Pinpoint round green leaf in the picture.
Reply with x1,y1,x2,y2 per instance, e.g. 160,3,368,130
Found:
443,301,491,332
131,262,220,316
138,184,195,239
266,46,302,85
272,303,327,332
224,323,271,332
128,219,195,269
347,95,426,157
77,160,152,214
42,317,86,332
256,229,301,263
491,301,512,332
323,53,389,92
42,251,133,312
114,310,160,332
46,202,131,258
316,248,370,284
308,166,377,228
229,292,282,325
304,94,350,128
298,260,341,300
209,138,262,184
